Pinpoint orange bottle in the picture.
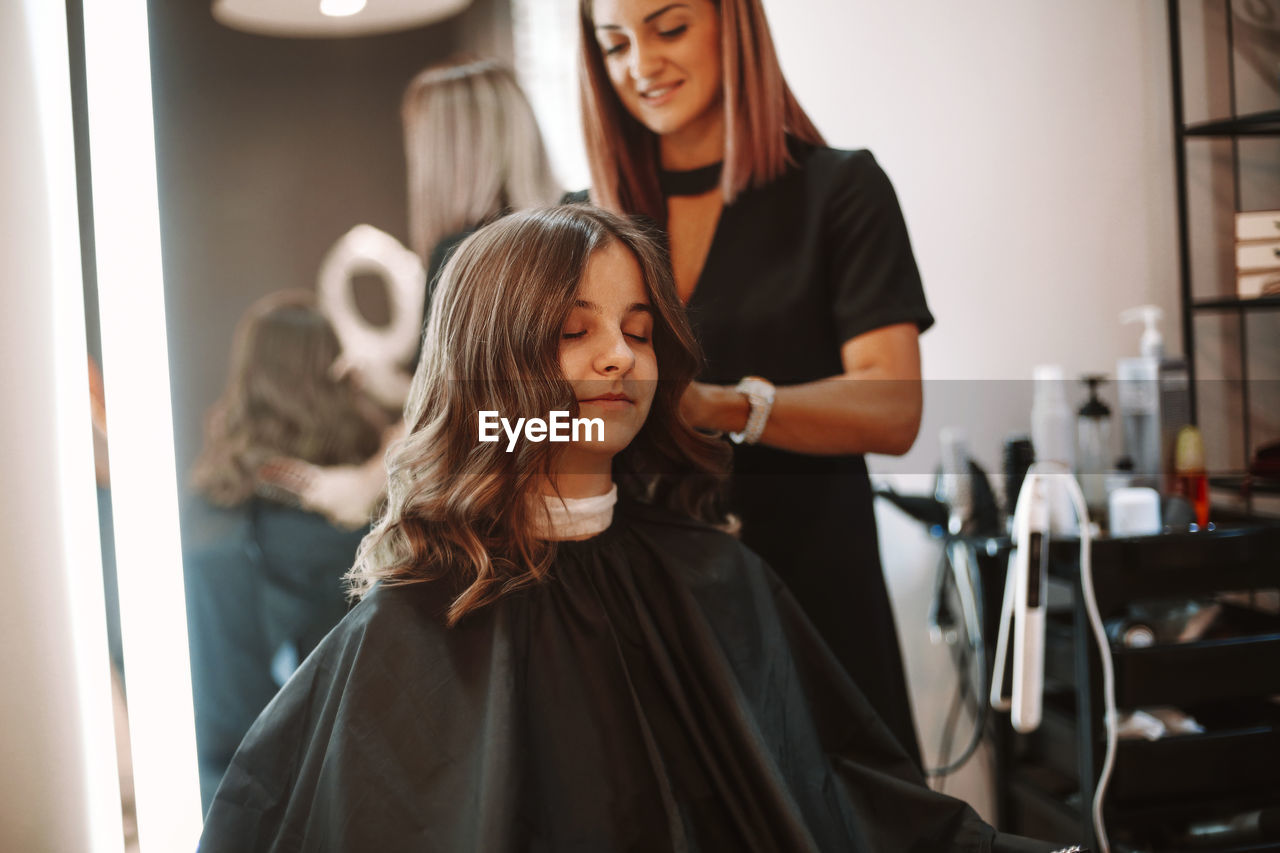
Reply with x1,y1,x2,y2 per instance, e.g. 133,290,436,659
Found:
1175,425,1209,528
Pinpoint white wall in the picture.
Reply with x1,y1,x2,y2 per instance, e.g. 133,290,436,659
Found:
762,0,1180,819
513,0,590,190
763,0,1178,462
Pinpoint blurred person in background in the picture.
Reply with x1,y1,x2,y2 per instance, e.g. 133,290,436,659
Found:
273,57,564,529
402,56,562,288
183,289,387,811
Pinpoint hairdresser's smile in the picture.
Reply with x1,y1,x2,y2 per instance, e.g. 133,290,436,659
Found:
638,79,683,107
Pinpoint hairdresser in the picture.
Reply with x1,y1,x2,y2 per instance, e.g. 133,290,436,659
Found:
571,0,932,768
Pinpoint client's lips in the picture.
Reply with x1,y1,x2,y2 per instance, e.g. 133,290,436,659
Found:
580,392,632,404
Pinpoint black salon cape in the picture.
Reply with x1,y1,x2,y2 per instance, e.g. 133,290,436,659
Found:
182,498,368,811
199,500,1052,853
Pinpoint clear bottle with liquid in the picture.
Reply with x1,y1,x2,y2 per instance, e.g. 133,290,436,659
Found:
1076,375,1112,517
1031,365,1078,532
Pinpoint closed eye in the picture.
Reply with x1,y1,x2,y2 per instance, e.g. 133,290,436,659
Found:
659,24,687,39
602,41,627,56
626,334,650,343
562,330,587,339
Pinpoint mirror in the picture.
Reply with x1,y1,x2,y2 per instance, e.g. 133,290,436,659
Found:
86,0,533,842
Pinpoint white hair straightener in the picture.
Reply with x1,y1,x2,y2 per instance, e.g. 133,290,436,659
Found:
990,463,1116,853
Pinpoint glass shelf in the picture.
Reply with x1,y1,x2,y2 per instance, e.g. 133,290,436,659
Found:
1210,474,1280,497
1182,109,1280,138
1191,295,1280,312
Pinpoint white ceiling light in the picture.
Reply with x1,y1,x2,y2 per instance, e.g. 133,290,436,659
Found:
213,0,473,38
320,0,367,17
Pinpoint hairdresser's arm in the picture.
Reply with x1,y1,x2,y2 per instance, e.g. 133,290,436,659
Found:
681,323,922,456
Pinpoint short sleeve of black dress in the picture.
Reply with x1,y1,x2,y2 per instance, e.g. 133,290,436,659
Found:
821,149,933,343
685,146,931,386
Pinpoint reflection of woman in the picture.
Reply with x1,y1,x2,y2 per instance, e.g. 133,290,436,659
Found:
402,56,561,282
184,290,386,810
199,207,1049,851
573,0,931,767
276,58,564,528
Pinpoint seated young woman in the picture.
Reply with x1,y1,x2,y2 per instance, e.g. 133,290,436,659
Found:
198,206,1062,852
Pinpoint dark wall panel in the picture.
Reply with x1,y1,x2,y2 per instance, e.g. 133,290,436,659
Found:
148,0,509,479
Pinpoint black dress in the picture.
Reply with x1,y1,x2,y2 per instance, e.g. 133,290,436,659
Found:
182,498,368,811
198,499,1053,852
570,145,932,768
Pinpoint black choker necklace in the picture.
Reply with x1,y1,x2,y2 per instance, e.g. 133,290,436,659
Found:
658,161,722,197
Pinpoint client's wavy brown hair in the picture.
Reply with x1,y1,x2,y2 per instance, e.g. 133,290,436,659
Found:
191,290,385,507
347,206,729,623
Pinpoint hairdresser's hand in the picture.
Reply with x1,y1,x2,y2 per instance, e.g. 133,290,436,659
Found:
259,458,385,531
679,381,750,435
331,352,413,412
301,463,386,530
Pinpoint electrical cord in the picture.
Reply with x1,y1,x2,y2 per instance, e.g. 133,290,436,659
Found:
925,539,989,779
992,464,1114,853
930,621,989,784
873,482,999,782
935,674,963,793
1058,470,1115,853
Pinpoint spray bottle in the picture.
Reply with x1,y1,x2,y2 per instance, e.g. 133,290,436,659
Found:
1116,305,1191,492
1121,305,1166,361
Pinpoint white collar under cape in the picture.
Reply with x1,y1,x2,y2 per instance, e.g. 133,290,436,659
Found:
533,484,618,540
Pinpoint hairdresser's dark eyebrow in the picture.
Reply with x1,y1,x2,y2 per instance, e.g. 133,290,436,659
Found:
573,299,653,315
595,3,689,30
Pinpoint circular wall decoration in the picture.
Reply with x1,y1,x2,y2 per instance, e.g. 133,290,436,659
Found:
316,224,425,405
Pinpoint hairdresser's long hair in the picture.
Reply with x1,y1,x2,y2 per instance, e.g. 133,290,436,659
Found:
402,57,562,260
347,206,729,623
192,290,385,507
578,0,825,225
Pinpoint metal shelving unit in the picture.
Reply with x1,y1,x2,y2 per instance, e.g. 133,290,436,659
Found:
1191,295,1280,311
989,524,1280,851
1183,109,1280,137
1168,0,1280,517
987,11,1280,847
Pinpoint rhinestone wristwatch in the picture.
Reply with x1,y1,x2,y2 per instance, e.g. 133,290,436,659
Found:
728,376,775,445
